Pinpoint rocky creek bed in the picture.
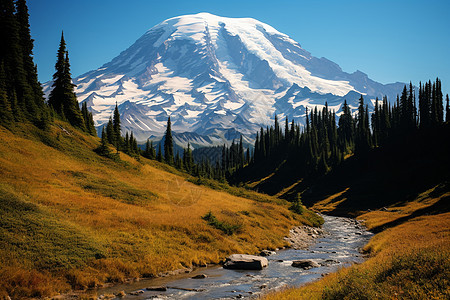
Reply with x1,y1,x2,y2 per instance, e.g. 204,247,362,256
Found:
93,215,372,299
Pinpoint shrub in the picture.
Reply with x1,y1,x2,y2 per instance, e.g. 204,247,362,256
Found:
202,211,242,235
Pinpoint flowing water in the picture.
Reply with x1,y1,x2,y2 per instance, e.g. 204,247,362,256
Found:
97,215,372,299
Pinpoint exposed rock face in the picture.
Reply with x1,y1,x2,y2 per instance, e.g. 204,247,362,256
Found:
223,254,268,270
284,225,324,249
291,259,320,269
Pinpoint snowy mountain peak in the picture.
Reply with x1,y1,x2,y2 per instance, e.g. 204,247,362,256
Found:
44,13,404,145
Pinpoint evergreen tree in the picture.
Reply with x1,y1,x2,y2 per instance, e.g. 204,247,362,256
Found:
337,100,354,153
144,139,155,159
81,102,96,136
164,116,174,165
96,127,112,157
183,143,193,173
123,132,128,152
106,117,114,144
130,132,138,155
48,32,85,129
113,102,121,145
0,0,29,119
446,94,450,123
239,135,244,168
175,152,182,169
16,0,46,118
157,143,163,162
355,95,371,155
0,62,13,124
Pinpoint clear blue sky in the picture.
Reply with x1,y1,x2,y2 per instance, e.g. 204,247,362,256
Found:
29,0,450,95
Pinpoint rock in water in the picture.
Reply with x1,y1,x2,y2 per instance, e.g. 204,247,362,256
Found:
115,291,126,297
146,286,167,291
259,250,276,256
192,274,208,279
291,259,320,269
223,254,268,270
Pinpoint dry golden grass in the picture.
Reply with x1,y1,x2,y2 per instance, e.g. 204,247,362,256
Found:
310,188,349,213
0,122,317,298
264,187,450,299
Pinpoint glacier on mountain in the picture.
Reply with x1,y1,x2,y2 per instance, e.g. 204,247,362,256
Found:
44,12,404,147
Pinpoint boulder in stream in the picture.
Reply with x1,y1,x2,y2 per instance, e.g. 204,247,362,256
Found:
291,259,320,269
223,254,268,270
192,274,208,279
146,286,167,291
259,250,276,256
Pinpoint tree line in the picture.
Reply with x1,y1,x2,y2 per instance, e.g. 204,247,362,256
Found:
0,0,95,135
0,0,50,128
236,78,448,181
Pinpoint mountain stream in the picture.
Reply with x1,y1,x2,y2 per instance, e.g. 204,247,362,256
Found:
96,215,372,299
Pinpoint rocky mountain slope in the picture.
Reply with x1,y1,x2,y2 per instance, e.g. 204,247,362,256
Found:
45,13,404,145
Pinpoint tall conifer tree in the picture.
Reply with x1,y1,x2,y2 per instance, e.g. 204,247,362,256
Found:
164,117,174,165
48,32,85,129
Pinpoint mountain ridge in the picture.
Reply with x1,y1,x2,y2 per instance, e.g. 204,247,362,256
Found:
44,12,405,145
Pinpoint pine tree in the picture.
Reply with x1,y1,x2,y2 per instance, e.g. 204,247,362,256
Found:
16,0,45,118
0,0,31,119
239,135,244,168
81,102,96,136
183,143,193,172
96,127,112,157
175,152,182,169
124,132,130,154
157,143,163,162
0,62,13,125
113,102,121,145
164,116,174,165
48,32,85,129
144,139,154,159
106,117,114,144
446,94,450,123
130,132,138,155
338,100,354,153
355,95,371,155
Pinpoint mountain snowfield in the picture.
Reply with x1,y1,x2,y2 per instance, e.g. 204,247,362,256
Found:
44,12,404,147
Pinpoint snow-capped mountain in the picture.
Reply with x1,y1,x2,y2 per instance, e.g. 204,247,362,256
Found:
44,13,404,146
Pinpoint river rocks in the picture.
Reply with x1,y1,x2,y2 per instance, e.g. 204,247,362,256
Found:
115,291,126,297
146,286,167,291
158,268,192,277
292,259,320,269
284,225,324,249
259,250,276,256
192,274,208,279
98,294,115,299
129,290,144,295
223,254,268,270
323,259,340,265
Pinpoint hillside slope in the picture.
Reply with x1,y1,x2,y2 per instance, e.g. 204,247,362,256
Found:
0,122,320,298
264,185,450,299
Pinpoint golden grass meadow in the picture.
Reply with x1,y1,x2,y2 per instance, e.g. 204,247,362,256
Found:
0,122,323,298
264,185,450,299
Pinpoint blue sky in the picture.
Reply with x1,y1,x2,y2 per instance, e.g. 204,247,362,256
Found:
29,0,450,95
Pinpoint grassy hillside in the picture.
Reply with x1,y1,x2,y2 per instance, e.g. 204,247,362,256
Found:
264,185,450,299
0,122,321,298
